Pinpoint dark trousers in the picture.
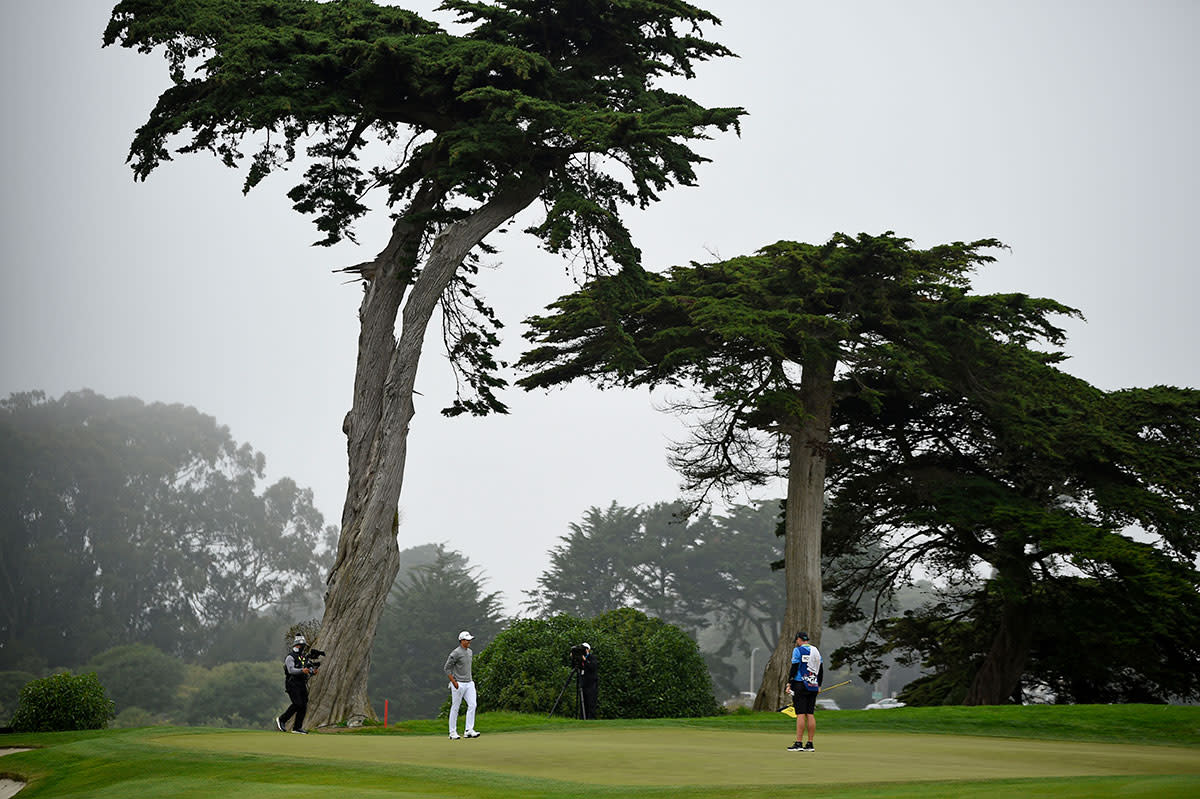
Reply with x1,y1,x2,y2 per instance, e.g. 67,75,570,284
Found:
280,680,308,731
582,680,598,719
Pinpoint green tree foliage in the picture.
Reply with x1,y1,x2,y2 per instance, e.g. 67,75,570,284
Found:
0,670,36,725
206,609,319,665
523,232,1200,705
369,545,506,720
0,390,330,668
84,644,184,716
477,608,720,718
527,502,646,618
394,543,448,577
526,500,784,696
184,662,280,728
104,0,741,259
10,672,115,732
691,502,787,657
526,501,717,629
104,0,743,727
1024,571,1199,704
828,370,1200,705
520,232,1064,708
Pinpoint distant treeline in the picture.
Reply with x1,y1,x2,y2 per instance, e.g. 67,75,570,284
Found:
5,387,1198,724
0,390,331,672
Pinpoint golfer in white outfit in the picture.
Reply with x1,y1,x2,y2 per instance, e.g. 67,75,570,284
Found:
444,630,480,739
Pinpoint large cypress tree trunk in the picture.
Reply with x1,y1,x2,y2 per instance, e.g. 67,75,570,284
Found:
306,177,542,727
964,593,1033,705
754,353,836,712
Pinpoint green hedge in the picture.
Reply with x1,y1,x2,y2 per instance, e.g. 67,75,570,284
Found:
475,608,720,719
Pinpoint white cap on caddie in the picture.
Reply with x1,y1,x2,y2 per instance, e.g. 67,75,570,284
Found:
458,630,474,641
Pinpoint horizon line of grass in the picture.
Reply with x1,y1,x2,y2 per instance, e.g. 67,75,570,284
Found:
6,703,1197,748
339,703,1200,747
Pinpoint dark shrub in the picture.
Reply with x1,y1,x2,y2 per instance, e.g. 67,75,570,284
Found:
476,608,720,719
0,670,37,725
184,662,279,727
10,672,115,731
112,705,166,728
85,644,184,715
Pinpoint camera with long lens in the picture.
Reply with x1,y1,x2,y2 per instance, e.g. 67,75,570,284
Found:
568,644,587,669
301,647,327,672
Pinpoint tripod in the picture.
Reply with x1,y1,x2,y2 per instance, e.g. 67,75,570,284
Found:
547,667,586,719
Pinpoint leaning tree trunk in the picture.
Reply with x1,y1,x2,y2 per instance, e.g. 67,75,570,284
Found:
306,177,543,728
754,352,836,712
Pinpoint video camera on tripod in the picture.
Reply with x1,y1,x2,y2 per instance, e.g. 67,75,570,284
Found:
568,644,588,672
548,643,591,719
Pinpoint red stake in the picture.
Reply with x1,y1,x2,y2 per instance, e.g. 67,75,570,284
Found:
384,699,388,727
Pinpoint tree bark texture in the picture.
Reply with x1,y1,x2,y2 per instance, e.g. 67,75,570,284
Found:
964,593,1033,705
306,177,543,727
754,353,836,712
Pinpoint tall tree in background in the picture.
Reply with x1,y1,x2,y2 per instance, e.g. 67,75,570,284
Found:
524,502,645,618
526,501,715,630
0,390,327,670
369,544,505,720
526,499,784,695
826,356,1200,704
698,501,785,658
105,0,742,726
519,232,1075,709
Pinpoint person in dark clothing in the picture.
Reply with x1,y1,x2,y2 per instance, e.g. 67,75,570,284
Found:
579,642,599,719
277,634,314,734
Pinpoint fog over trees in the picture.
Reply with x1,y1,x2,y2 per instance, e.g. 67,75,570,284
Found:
0,393,788,720
3,370,1195,721
0,390,330,672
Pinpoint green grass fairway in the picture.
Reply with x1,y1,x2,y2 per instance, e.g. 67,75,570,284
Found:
3,707,1199,798
172,726,1200,786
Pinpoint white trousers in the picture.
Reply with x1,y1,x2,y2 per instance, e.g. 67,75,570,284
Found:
449,680,477,734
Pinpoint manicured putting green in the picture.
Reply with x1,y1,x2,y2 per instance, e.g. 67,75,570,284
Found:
159,728,1200,787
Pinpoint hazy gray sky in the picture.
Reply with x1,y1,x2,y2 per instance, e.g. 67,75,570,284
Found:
3,1,1197,613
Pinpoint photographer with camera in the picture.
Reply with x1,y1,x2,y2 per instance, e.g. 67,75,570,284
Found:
579,643,599,719
276,634,319,734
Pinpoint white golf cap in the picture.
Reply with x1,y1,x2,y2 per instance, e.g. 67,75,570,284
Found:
293,634,306,645
458,630,474,640
581,642,591,649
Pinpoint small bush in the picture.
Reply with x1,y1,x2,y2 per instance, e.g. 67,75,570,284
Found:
10,671,115,732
